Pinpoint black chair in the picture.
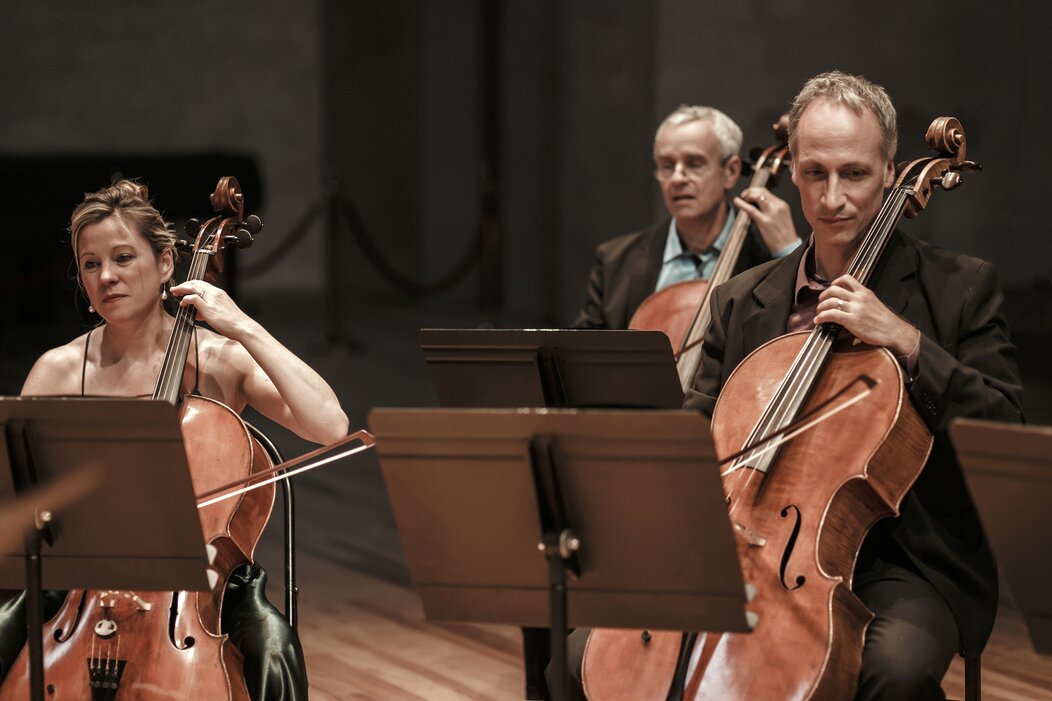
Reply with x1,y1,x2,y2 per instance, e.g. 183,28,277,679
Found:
244,422,298,629
960,651,981,701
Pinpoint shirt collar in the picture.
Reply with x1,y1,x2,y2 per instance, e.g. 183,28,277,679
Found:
793,235,829,300
664,207,736,265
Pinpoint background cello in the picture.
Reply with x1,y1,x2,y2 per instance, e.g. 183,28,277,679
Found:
628,116,793,392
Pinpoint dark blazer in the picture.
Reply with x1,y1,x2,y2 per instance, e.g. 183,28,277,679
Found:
570,217,773,329
684,230,1024,653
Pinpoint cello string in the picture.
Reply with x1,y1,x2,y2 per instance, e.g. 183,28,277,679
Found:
720,375,877,477
680,166,773,357
749,186,910,451
725,186,909,507
155,246,207,401
761,188,907,438
771,186,910,420
155,229,216,402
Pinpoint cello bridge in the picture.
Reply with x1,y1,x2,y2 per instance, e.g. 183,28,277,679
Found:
98,590,153,612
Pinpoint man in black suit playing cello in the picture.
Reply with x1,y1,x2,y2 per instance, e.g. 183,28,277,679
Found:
571,104,801,330
686,71,1023,699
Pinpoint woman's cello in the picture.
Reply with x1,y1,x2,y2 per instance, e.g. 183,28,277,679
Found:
0,177,274,700
583,117,977,700
628,116,792,392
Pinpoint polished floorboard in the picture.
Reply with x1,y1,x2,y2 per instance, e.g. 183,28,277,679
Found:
239,296,1052,701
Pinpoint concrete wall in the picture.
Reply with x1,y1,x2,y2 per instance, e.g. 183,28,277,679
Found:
654,0,1052,287
4,1,1050,328
1,1,325,295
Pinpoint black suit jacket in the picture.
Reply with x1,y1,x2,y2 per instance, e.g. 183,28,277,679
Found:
570,218,773,329
684,230,1024,653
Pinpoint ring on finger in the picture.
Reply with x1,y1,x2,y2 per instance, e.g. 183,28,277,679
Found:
837,299,844,311
759,194,766,203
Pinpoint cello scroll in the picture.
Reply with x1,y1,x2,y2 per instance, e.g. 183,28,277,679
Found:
899,117,980,217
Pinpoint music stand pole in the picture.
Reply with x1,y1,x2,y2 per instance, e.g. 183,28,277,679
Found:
22,523,44,701
529,435,581,701
6,418,50,701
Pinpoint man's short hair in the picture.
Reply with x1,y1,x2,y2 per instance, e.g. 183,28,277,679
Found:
655,105,743,163
787,71,898,160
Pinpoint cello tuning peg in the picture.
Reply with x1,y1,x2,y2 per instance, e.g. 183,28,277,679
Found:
940,171,961,190
174,239,193,251
184,218,201,237
242,214,263,235
226,229,254,249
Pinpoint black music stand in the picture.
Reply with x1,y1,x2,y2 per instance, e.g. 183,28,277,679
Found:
950,418,1052,655
420,328,683,409
0,397,211,701
368,407,750,701
420,327,682,699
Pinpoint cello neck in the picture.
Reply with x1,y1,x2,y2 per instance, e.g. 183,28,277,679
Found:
151,246,212,404
728,185,912,474
844,186,911,286
152,176,257,405
675,164,776,392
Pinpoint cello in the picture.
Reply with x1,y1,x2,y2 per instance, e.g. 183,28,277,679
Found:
583,117,977,700
0,177,274,700
628,116,792,392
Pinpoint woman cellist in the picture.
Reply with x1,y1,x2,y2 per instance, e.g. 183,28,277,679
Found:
0,179,348,699
680,72,1023,699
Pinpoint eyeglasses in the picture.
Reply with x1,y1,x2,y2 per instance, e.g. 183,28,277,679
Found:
653,157,728,182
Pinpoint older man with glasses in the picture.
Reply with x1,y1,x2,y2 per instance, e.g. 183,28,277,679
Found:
571,104,801,330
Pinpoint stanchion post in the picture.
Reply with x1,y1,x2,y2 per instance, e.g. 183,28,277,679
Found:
323,180,357,351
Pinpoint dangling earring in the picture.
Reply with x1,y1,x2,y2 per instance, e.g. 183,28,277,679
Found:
161,283,168,301
88,305,95,313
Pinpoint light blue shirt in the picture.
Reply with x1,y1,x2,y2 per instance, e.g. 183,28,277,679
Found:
653,210,800,292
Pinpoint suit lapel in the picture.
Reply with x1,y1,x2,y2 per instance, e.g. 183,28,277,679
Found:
869,230,918,316
626,221,669,316
640,220,668,292
742,243,807,354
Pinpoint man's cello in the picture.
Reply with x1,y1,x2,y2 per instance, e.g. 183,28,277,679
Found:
582,117,978,700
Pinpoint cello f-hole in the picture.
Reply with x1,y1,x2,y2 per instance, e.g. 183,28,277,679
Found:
53,590,86,643
168,591,195,650
778,505,806,591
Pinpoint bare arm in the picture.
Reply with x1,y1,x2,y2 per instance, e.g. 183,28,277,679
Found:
172,280,349,445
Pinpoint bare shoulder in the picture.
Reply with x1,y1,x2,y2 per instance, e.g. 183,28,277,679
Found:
194,326,255,380
21,333,91,395
196,326,251,361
